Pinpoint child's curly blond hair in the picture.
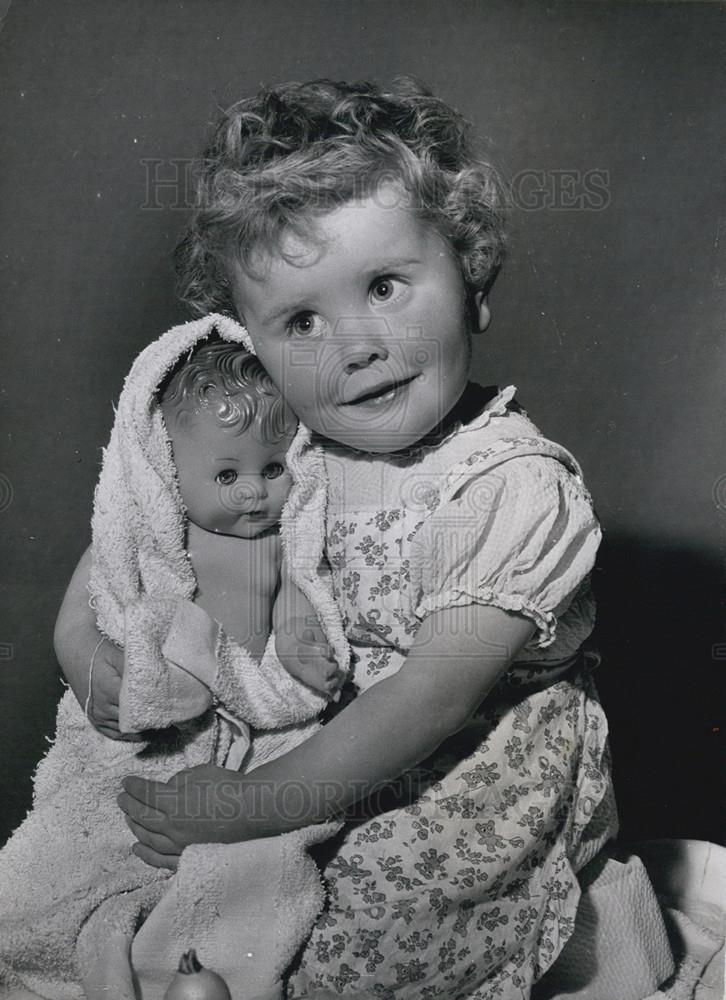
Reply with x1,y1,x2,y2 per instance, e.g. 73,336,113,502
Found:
175,78,507,317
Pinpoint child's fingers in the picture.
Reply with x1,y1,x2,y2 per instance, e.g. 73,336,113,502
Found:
86,699,122,736
295,641,325,664
96,700,120,723
98,726,145,742
101,644,125,676
120,775,169,811
301,627,321,646
117,790,165,825
296,635,337,660
132,842,179,871
95,666,121,699
327,669,348,701
301,626,336,654
328,670,347,694
91,710,146,742
319,666,346,697
122,814,179,856
95,723,125,740
91,674,121,727
324,663,342,684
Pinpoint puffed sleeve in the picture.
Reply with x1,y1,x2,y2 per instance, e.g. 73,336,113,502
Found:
409,456,601,648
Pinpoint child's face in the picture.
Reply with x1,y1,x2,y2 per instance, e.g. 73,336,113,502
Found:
164,401,296,538
228,186,491,453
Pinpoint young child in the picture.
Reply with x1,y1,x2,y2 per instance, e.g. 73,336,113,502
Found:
0,330,346,999
61,80,673,999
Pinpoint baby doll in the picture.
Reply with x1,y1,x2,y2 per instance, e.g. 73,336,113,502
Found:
154,333,344,699
0,324,347,1000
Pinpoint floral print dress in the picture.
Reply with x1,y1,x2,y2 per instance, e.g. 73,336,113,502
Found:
287,385,618,1000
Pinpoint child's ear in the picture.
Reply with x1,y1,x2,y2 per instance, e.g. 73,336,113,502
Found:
473,291,491,333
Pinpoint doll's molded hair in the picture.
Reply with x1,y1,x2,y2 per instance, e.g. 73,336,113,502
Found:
175,78,507,316
159,335,290,441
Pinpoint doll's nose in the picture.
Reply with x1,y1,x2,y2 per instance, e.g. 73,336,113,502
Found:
226,478,268,511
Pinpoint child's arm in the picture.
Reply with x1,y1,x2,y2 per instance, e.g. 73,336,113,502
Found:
54,546,140,741
119,602,534,862
272,568,346,698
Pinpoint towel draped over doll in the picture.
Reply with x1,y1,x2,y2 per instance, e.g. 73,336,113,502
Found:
0,314,348,1000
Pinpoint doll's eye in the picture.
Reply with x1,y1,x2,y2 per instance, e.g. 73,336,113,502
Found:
262,462,285,480
216,469,237,486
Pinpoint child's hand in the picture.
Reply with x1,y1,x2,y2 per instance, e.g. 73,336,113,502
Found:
86,640,143,742
118,764,249,869
275,621,346,698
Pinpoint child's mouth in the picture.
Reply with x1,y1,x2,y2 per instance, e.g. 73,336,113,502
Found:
343,375,418,407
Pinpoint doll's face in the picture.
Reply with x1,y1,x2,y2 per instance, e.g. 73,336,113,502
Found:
164,399,296,538
228,186,491,454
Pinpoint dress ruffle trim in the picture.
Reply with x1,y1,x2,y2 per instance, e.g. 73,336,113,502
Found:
428,384,519,451
368,385,520,465
415,583,558,648
470,384,518,428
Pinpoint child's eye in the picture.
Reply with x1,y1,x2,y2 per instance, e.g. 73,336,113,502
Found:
216,469,237,486
369,276,405,304
262,462,285,480
287,311,322,338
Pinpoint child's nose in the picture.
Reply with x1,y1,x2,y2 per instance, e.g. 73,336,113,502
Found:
344,346,389,374
333,317,390,374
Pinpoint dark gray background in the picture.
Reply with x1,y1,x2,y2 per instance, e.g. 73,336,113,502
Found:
1,0,723,846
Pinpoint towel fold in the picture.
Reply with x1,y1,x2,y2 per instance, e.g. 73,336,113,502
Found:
534,853,675,999
0,314,348,1000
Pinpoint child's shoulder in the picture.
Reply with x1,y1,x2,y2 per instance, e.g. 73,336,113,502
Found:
420,382,545,468
416,383,591,512
453,382,536,435
320,384,587,510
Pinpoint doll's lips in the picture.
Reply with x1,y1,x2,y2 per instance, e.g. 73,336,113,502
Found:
342,374,419,406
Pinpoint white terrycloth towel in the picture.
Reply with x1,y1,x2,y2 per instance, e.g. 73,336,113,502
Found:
0,314,348,1000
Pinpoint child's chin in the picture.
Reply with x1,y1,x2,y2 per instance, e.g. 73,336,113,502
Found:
331,428,432,455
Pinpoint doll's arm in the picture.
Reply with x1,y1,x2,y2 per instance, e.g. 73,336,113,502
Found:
272,567,346,698
54,548,327,739
158,600,330,730
54,546,140,741
119,603,536,853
